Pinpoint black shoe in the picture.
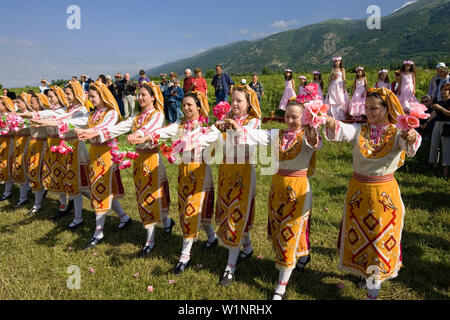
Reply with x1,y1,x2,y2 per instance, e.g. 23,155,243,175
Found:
204,238,218,249
15,199,29,208
85,236,103,250
237,250,253,264
0,194,11,201
27,206,41,216
42,190,48,201
139,245,154,257
164,218,175,236
67,219,84,230
219,270,234,287
64,200,75,214
51,208,71,222
174,261,189,275
118,217,132,230
295,255,311,272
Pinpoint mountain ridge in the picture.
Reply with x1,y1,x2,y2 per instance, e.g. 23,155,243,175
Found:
142,0,450,77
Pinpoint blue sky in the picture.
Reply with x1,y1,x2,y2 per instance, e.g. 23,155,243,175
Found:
0,0,415,87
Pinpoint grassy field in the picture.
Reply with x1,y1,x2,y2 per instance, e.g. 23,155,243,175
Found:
0,121,448,300
1,69,448,300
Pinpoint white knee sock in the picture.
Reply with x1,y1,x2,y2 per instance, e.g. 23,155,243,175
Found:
179,238,194,264
112,199,130,222
33,189,45,209
241,235,253,255
273,270,293,300
145,224,156,249
3,181,13,196
19,183,29,202
163,214,172,228
93,214,106,239
73,195,83,221
203,223,217,242
225,249,240,274
59,194,68,210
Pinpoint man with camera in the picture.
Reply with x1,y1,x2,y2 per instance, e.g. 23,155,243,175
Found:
164,78,184,123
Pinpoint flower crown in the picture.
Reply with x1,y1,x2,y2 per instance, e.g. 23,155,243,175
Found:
403,60,414,65
378,69,389,74
332,57,342,62
355,66,364,71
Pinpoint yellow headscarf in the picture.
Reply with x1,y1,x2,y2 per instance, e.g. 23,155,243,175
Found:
368,87,405,124
236,85,261,119
0,96,16,112
50,85,68,107
19,92,32,110
36,93,50,110
142,81,164,114
89,80,122,119
66,80,85,106
190,90,209,118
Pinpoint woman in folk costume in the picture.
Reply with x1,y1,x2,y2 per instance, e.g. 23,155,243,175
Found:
10,93,33,208
93,81,175,257
213,85,261,286
138,91,218,274
0,96,16,202
324,87,421,300
228,99,322,299
31,81,90,228
68,81,132,249
325,56,350,120
25,93,52,215
40,86,71,216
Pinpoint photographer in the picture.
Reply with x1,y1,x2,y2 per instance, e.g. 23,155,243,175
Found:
164,78,184,123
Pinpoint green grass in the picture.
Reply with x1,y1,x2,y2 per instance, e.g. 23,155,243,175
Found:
0,122,448,300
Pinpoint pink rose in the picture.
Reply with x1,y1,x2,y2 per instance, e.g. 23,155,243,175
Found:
50,146,58,152
320,104,330,115
304,100,320,115
396,115,410,131
406,115,420,128
125,151,139,160
119,160,132,170
311,115,326,129
147,285,154,292
409,102,430,119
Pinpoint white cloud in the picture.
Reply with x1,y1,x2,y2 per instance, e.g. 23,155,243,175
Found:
0,36,33,47
250,32,274,39
342,17,351,21
393,1,417,13
240,29,249,35
269,19,299,29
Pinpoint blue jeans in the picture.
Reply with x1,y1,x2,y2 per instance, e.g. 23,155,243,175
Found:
167,103,180,123
116,98,125,117
215,90,228,104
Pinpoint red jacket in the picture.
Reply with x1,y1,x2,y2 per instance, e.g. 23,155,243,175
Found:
189,77,207,95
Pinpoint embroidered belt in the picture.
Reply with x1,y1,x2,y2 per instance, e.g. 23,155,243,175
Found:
29,137,47,141
277,169,307,177
135,147,158,154
352,172,394,183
